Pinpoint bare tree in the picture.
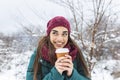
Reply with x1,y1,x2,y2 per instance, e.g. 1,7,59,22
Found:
49,0,120,75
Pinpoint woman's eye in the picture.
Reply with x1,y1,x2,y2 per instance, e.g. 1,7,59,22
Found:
52,32,58,35
63,33,68,36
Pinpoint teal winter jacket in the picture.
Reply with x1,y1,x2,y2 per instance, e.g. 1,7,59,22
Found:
26,50,90,80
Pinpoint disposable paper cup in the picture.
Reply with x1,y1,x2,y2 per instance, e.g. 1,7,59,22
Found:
55,48,69,59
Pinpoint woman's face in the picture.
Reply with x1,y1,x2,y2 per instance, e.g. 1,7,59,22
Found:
50,26,69,49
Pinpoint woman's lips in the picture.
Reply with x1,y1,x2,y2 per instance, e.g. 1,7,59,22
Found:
55,43,63,47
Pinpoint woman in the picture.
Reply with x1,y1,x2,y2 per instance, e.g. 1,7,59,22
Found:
26,16,91,80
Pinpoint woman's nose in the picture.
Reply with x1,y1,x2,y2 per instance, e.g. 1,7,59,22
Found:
56,35,63,41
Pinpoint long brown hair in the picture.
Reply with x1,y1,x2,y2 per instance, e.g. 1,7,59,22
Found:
33,36,90,80
68,37,90,77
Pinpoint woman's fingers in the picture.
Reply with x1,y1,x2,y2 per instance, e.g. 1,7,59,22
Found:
55,55,73,75
56,56,66,63
55,56,67,74
61,55,73,76
65,54,72,59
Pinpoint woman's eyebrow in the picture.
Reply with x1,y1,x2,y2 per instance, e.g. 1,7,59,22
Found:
51,30,68,33
51,30,58,32
63,31,68,33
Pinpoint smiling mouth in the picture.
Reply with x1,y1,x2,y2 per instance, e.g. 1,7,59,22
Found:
56,44,62,47
55,42,64,47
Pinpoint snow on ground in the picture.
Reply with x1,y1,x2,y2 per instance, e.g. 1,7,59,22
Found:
0,50,32,80
0,50,120,80
92,60,120,80
0,69,16,80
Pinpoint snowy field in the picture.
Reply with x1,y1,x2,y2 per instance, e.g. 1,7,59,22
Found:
0,50,120,80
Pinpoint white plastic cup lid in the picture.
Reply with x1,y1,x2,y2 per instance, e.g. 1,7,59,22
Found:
55,48,69,53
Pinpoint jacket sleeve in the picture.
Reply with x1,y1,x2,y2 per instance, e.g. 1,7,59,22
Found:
26,50,36,80
68,68,91,80
26,50,64,80
43,67,64,80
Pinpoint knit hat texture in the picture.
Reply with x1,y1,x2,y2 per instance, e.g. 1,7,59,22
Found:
47,16,70,35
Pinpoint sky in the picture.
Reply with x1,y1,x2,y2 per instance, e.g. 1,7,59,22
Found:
0,0,120,35
0,0,70,34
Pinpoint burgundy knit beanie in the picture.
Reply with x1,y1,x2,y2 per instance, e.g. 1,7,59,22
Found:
47,16,70,35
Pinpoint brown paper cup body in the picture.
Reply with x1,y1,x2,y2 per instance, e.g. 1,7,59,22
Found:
56,52,68,59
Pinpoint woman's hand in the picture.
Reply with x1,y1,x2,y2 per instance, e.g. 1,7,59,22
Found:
55,57,67,75
55,55,73,76
62,55,73,76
